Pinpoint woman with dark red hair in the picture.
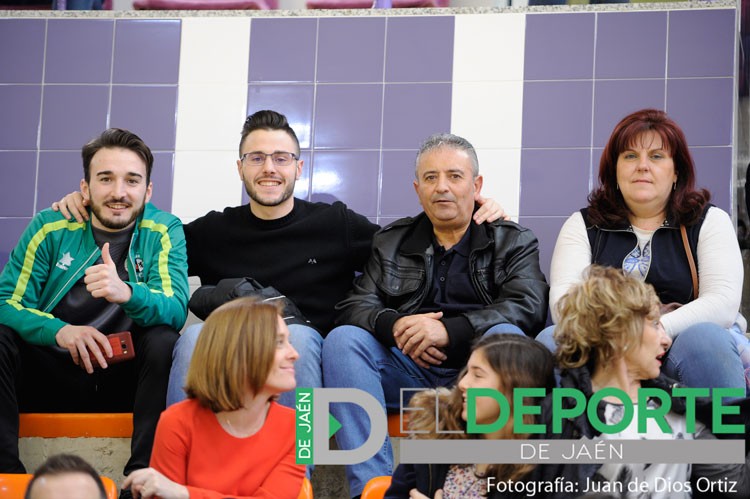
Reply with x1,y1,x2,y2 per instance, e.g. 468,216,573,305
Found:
540,108,747,392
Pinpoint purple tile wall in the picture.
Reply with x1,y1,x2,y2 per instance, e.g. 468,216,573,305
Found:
248,18,317,83
0,152,37,218
317,18,385,83
0,18,181,268
36,151,83,211
521,10,736,214
314,84,384,150
0,20,45,84
110,85,179,150
113,20,181,84
382,83,452,149
247,84,315,148
520,149,592,217
40,85,110,150
247,16,454,223
668,9,735,78
522,80,593,148
666,78,734,147
595,12,667,79
385,16,454,83
0,85,42,150
592,79,665,147
524,13,595,80
45,20,114,84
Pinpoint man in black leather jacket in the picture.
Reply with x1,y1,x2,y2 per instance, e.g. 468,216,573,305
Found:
321,133,549,498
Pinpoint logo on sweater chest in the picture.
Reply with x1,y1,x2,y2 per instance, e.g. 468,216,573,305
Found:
307,258,317,265
56,252,74,271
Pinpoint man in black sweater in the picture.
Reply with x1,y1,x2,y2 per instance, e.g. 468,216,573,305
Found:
54,110,504,410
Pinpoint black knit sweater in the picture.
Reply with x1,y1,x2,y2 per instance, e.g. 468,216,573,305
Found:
184,198,379,333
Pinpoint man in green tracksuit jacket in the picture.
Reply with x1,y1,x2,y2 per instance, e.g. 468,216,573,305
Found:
0,129,189,481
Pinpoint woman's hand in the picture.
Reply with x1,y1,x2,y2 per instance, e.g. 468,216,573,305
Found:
122,468,189,499
409,488,443,499
51,191,89,223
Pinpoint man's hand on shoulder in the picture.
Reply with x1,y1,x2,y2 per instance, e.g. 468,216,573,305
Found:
51,191,89,223
393,312,449,368
473,193,511,225
55,324,113,374
84,243,132,304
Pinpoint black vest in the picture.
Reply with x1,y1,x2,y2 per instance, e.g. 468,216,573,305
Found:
581,206,709,305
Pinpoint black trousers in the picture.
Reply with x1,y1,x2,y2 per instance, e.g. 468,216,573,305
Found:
0,323,178,475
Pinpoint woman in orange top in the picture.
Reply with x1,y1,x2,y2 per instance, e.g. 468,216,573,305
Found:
123,297,304,499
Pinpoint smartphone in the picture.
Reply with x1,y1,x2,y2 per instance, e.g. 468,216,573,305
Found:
91,331,135,368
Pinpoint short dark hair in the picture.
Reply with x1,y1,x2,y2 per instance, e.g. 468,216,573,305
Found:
240,110,300,157
81,128,154,184
25,454,106,499
588,108,710,227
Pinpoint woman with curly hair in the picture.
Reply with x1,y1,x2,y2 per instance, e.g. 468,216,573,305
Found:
548,266,748,498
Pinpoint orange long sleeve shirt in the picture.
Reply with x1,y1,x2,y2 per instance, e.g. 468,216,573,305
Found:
150,399,305,499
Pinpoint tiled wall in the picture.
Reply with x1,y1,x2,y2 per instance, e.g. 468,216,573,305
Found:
0,7,738,279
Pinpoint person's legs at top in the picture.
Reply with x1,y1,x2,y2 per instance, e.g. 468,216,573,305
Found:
661,322,745,394
277,324,323,408
166,323,202,406
0,326,24,473
534,324,557,353
125,324,179,475
483,323,525,336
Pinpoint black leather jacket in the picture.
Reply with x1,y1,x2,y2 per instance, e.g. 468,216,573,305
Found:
335,213,549,366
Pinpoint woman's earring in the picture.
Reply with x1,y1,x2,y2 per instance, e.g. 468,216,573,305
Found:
672,182,676,191
616,184,620,191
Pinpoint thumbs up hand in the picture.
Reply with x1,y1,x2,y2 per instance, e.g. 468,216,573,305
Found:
84,242,132,304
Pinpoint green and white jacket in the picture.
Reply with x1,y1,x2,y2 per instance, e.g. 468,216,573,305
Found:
0,203,189,345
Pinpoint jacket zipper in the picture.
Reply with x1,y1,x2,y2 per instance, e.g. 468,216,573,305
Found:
42,248,100,312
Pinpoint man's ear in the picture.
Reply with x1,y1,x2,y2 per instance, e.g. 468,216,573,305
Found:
474,175,483,195
145,182,153,203
80,178,90,201
296,158,304,180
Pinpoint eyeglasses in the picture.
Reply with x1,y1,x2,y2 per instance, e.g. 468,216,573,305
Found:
240,151,299,167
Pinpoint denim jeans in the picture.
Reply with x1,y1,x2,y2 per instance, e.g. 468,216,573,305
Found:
536,322,746,392
321,323,523,497
166,323,323,407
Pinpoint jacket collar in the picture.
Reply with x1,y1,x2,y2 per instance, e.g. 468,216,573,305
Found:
400,208,491,255
83,202,150,241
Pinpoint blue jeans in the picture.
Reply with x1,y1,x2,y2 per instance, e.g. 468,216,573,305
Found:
166,323,323,407
321,323,522,497
536,322,745,391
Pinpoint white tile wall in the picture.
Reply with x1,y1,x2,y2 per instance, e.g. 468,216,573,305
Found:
173,18,252,217
475,148,521,219
451,81,524,149
178,18,251,85
453,13,525,218
172,150,243,221
452,14,526,83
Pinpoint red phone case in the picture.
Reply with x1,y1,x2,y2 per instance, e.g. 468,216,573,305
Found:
91,331,135,368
